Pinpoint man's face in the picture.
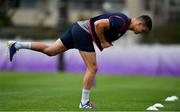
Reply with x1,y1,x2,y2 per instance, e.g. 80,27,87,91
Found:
133,21,149,34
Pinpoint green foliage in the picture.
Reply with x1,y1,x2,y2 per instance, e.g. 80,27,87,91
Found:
0,12,60,40
141,22,180,44
0,27,59,40
0,12,12,28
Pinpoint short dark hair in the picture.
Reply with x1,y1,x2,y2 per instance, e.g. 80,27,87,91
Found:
137,15,152,30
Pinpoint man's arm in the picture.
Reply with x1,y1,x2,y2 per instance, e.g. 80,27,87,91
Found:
94,19,111,48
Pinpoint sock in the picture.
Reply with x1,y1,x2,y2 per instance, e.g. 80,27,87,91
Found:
81,89,90,105
15,42,31,50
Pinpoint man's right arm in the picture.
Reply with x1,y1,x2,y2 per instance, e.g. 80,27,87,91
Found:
94,19,111,48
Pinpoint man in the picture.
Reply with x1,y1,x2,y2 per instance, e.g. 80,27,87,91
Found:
7,12,152,109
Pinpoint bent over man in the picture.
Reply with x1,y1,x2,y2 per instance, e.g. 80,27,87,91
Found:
7,12,152,109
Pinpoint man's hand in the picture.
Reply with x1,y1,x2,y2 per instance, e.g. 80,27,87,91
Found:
101,42,111,48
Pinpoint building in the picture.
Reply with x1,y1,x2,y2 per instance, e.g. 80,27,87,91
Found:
2,0,180,44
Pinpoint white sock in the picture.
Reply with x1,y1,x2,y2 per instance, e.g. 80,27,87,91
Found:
15,42,31,50
81,89,90,104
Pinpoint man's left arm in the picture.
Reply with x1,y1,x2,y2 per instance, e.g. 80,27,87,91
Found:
94,19,111,48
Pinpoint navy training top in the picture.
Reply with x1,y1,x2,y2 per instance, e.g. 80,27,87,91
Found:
89,12,131,51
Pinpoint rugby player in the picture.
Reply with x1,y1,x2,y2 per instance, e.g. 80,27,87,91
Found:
7,12,152,109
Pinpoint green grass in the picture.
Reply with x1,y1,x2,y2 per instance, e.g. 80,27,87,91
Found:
0,72,180,111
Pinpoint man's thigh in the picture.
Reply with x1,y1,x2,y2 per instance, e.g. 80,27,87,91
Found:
79,51,97,68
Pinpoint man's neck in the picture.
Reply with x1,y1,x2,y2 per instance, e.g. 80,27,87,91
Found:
128,18,135,31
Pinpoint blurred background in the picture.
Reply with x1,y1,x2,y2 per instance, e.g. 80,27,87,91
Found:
0,0,180,76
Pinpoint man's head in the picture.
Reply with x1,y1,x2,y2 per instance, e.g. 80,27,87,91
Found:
130,15,152,34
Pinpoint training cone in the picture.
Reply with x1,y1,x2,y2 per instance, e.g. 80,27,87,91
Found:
153,103,164,108
165,97,176,101
171,96,178,100
146,106,158,111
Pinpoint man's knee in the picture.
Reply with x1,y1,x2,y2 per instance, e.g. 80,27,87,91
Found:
44,48,57,56
88,64,98,73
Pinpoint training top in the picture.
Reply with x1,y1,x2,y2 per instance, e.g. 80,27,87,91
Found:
77,20,90,33
89,12,131,51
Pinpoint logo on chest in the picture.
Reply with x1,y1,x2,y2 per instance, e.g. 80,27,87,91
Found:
118,33,122,37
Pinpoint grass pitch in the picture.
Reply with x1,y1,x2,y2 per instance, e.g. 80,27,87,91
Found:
0,72,180,111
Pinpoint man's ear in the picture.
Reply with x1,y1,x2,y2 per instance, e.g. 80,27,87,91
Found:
137,21,143,25
134,20,141,26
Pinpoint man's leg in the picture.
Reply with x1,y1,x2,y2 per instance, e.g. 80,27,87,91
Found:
7,39,67,61
30,39,67,56
79,51,97,108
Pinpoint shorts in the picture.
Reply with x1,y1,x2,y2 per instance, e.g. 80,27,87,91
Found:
59,23,95,52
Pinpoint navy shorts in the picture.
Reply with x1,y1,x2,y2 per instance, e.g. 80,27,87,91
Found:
59,23,95,52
